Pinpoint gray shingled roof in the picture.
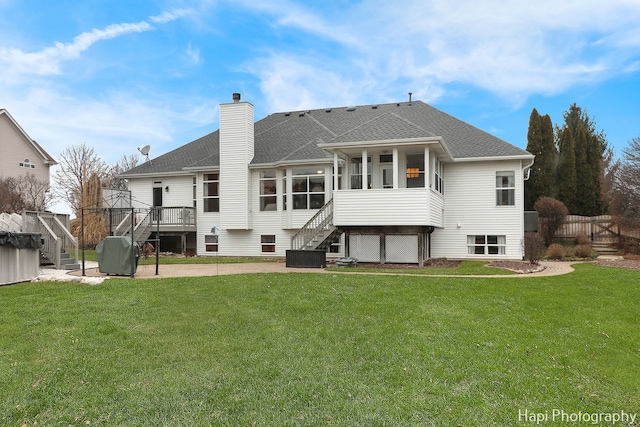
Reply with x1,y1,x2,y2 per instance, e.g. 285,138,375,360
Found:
121,100,530,176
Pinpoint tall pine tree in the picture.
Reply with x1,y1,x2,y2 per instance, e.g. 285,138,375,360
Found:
525,109,557,210
556,127,578,213
556,104,608,215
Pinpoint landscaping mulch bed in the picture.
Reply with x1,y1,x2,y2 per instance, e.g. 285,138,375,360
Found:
591,259,640,270
354,259,545,274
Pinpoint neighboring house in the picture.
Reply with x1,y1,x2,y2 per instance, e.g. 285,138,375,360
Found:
119,95,534,263
0,108,57,185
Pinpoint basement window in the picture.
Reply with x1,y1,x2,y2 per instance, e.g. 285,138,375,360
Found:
205,235,218,252
467,235,506,255
261,235,276,253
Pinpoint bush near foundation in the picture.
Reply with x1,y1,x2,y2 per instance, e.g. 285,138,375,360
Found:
547,243,565,260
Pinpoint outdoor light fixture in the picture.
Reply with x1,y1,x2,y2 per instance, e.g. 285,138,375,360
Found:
165,186,169,192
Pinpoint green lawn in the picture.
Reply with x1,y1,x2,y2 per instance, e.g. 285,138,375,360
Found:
72,249,278,265
327,260,515,275
1,264,638,426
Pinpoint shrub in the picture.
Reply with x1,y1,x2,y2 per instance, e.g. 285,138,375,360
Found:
524,232,546,264
574,232,590,245
547,243,565,260
534,197,569,246
574,243,592,258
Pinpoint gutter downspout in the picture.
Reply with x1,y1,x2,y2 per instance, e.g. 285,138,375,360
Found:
523,157,535,181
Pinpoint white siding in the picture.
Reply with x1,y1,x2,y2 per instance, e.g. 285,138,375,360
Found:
128,179,153,208
430,160,525,259
0,113,51,184
333,188,431,226
219,102,254,230
430,191,445,228
128,176,193,208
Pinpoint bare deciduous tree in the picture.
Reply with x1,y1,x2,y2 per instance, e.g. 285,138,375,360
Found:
610,137,640,229
106,154,139,190
53,143,109,214
0,174,51,213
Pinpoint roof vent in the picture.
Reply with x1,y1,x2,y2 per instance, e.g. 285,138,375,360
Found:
284,112,291,117
325,108,332,113
299,111,305,117
346,106,356,111
408,92,412,104
371,105,378,109
232,93,241,103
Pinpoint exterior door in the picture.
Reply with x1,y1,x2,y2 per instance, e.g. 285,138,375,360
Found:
153,183,163,221
380,165,393,189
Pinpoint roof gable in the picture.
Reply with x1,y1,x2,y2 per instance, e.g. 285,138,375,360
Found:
0,109,57,165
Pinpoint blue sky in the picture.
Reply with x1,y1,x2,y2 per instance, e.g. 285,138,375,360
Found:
2,0,639,171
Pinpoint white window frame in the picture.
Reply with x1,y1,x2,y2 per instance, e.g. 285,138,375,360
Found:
259,170,277,211
261,234,276,253
292,167,325,210
203,173,220,212
205,234,218,252
434,157,444,194
467,235,506,255
496,171,515,206
406,153,425,188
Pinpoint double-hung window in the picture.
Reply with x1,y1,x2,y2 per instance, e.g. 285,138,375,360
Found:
203,173,220,212
259,171,277,211
292,167,325,209
496,171,515,206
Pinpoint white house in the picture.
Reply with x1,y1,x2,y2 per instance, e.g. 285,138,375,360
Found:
119,94,534,263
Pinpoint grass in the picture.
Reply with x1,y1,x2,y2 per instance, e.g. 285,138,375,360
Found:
72,249,278,265
1,264,639,426
327,260,515,275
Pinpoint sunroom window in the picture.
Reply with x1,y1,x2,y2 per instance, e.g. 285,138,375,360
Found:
406,154,425,188
350,157,371,189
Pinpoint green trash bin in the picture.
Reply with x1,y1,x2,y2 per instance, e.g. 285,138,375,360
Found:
96,236,140,275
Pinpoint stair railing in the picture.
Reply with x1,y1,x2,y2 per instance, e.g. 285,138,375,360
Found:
291,199,334,250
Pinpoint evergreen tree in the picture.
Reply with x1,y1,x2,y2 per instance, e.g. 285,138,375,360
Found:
539,114,557,196
524,109,557,210
555,104,608,215
556,128,578,213
525,108,543,210
573,124,592,214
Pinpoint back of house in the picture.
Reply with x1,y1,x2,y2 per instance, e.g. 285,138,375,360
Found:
119,94,533,263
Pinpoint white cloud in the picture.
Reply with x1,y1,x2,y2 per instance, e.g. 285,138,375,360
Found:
0,21,152,81
150,8,194,24
186,43,201,65
241,0,640,108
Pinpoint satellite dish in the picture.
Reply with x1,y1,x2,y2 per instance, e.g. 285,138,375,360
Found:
137,145,151,163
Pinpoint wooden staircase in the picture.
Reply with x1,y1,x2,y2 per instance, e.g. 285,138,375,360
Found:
291,199,342,251
113,209,154,246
